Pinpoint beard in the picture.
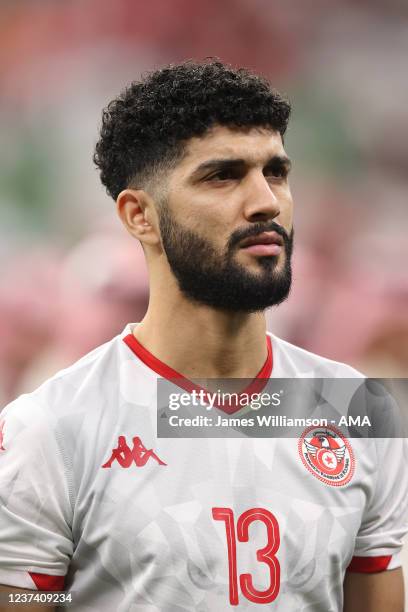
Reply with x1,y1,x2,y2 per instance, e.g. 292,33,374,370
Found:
158,206,293,313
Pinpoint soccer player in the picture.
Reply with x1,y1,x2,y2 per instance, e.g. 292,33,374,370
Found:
0,61,407,611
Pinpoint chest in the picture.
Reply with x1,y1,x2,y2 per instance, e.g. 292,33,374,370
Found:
70,427,372,606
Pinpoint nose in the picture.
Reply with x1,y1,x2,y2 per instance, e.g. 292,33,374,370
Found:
242,172,281,223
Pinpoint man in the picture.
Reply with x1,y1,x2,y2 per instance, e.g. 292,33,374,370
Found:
0,60,406,611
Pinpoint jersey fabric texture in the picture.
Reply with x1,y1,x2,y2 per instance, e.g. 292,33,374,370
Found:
0,323,407,611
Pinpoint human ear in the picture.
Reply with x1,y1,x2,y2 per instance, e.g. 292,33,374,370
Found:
116,189,160,246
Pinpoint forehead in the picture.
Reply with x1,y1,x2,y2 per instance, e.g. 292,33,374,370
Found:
177,125,287,173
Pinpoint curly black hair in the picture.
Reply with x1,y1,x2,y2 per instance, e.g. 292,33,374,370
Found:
94,60,291,201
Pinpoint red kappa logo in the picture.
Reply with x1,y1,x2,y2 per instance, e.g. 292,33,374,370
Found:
298,425,355,487
102,435,166,468
0,420,5,451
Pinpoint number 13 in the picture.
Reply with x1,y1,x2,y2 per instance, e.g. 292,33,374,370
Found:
212,507,280,606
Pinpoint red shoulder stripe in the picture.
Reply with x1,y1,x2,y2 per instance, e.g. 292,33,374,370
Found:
347,555,392,573
28,572,65,591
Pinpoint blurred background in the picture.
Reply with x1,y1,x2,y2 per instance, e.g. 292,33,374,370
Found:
1,0,408,405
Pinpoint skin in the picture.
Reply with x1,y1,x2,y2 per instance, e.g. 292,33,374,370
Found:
0,585,53,611
343,568,404,612
0,127,403,611
117,125,293,379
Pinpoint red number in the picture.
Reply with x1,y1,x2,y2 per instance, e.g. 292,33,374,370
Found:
213,507,280,606
212,507,239,605
237,508,280,604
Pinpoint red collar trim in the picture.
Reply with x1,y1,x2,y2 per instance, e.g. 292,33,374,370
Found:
123,332,273,414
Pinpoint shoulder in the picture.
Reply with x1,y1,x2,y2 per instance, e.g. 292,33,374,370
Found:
1,326,135,425
268,333,364,378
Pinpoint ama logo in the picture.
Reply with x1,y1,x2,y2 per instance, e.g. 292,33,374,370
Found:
298,425,355,487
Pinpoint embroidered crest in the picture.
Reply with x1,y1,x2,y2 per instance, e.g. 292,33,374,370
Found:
298,425,355,486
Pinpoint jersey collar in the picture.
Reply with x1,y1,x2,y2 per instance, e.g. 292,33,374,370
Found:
123,331,273,414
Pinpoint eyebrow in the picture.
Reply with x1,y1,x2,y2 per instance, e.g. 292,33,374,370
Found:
190,155,292,179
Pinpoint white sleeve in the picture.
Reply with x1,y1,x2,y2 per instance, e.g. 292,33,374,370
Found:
348,437,408,573
0,395,73,590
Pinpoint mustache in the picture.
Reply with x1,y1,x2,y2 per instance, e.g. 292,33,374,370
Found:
227,222,293,251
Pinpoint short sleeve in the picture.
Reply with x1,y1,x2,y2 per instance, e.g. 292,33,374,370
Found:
0,395,73,590
347,436,408,573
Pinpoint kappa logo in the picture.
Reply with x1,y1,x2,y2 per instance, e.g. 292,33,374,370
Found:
298,425,355,487
102,435,167,469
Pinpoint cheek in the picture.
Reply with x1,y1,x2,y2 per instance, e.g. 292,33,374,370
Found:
186,199,233,242
279,192,294,229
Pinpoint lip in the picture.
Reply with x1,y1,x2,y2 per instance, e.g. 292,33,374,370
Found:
239,231,284,248
239,231,284,256
242,243,283,256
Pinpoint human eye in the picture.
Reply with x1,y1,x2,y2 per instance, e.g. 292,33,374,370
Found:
206,167,240,182
264,164,289,180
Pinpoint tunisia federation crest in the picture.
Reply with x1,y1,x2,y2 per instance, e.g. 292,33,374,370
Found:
298,425,355,487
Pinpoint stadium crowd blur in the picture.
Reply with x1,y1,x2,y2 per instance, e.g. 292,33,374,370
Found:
1,0,408,406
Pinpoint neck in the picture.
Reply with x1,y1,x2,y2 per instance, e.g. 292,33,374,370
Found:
134,281,268,379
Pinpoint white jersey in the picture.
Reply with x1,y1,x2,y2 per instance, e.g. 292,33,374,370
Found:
0,323,407,611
